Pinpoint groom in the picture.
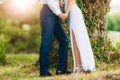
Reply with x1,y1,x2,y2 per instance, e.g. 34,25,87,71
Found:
39,0,70,76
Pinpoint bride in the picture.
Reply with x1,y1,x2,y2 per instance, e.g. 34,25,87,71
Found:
59,0,96,75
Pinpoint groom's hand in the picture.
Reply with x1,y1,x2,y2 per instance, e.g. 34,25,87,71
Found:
58,13,66,20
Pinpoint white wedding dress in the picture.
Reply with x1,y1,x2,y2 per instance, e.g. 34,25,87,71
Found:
64,0,96,72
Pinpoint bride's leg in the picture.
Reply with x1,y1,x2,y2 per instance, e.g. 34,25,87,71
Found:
72,30,83,73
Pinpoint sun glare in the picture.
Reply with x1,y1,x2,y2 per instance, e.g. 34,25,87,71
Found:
0,0,3,4
2,0,38,23
7,0,36,12
12,0,28,10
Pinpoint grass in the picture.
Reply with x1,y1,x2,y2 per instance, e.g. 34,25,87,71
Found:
0,53,120,80
6,53,38,66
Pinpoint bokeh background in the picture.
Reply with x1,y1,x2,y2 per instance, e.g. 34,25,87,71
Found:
107,0,120,50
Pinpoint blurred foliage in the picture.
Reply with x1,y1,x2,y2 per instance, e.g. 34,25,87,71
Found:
107,12,120,31
115,42,120,52
0,16,40,53
115,58,120,67
0,34,8,65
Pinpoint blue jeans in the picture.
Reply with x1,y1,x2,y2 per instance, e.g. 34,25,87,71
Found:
40,5,68,74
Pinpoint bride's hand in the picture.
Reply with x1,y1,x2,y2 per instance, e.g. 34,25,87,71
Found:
65,13,68,18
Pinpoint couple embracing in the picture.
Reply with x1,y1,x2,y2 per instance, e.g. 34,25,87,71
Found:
39,0,96,77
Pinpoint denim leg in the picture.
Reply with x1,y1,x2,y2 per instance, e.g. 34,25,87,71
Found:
54,20,68,71
40,22,55,74
39,6,56,74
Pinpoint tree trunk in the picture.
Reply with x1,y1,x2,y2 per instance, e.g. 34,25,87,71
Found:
77,0,120,63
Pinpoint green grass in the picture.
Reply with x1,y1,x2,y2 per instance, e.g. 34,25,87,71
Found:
0,53,120,80
6,53,38,66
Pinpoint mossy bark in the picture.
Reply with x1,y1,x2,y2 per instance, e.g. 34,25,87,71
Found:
77,0,120,63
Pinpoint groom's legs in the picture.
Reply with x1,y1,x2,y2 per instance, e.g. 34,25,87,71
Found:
54,20,68,71
39,5,56,75
40,22,54,74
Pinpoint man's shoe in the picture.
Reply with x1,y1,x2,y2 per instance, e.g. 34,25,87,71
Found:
56,70,71,75
40,72,53,77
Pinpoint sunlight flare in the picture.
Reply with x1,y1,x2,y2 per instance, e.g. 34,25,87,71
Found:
3,0,38,22
11,0,28,10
